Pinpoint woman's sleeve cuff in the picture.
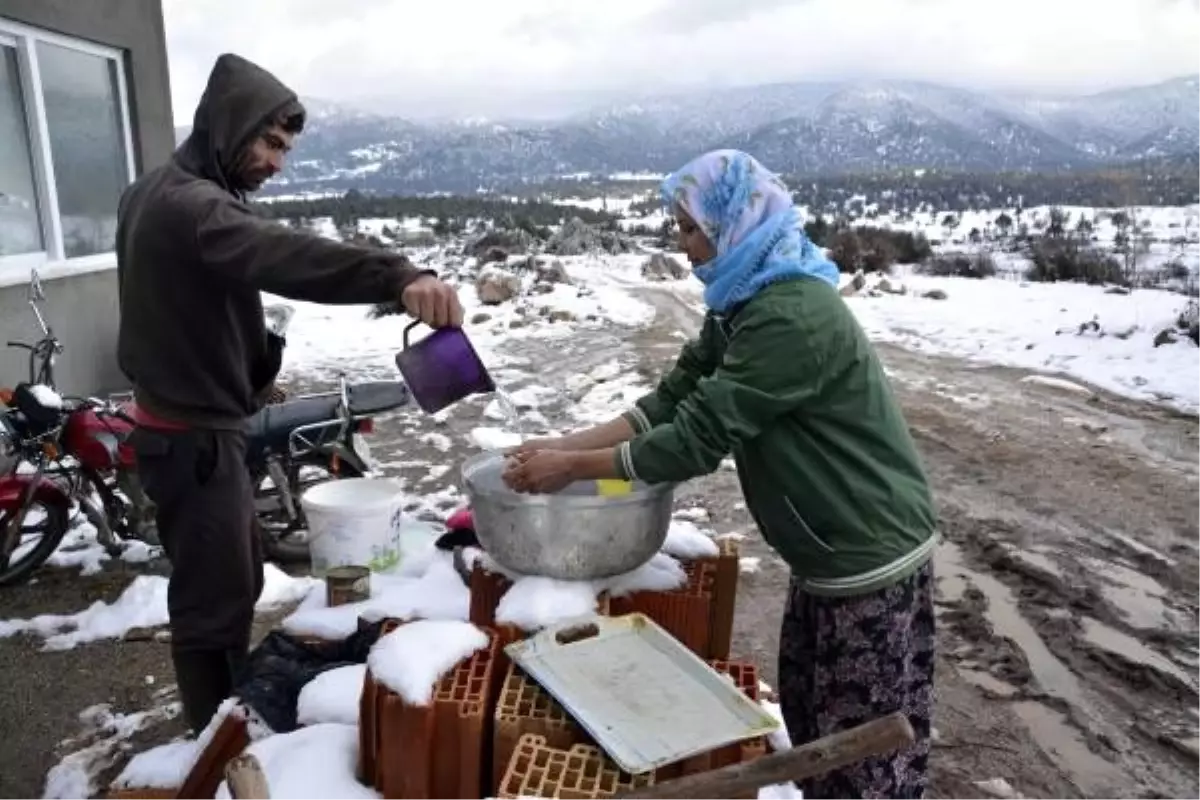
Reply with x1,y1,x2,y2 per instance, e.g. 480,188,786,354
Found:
623,406,652,435
614,441,640,481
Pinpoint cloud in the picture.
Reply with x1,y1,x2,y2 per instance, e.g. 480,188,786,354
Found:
632,0,813,35
163,0,1199,124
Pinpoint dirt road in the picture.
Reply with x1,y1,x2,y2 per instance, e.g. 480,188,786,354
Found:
0,285,1195,798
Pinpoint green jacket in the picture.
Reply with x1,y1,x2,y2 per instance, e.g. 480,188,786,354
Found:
616,277,937,596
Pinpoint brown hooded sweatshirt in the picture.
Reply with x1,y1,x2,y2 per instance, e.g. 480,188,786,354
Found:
116,53,427,429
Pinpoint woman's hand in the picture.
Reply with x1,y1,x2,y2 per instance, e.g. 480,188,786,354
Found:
506,436,571,461
502,450,579,494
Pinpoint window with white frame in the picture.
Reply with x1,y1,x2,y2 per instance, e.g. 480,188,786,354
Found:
0,17,136,271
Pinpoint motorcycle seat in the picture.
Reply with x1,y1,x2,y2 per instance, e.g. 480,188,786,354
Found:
243,381,410,442
244,396,340,442
347,381,410,415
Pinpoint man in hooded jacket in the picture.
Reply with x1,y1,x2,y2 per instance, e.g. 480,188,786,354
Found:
115,53,463,733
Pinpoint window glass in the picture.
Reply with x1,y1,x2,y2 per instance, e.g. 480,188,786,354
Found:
36,40,130,258
0,44,43,256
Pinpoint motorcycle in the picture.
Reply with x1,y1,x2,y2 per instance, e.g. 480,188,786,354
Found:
0,270,412,585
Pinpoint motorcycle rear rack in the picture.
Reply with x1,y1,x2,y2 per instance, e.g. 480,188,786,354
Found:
286,417,353,459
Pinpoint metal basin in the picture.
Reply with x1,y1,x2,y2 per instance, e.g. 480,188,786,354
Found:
460,451,676,580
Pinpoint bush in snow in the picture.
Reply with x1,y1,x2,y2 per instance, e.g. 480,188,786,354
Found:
641,253,688,281
826,224,932,274
1024,238,1126,286
1162,260,1192,282
464,228,536,259
544,217,639,256
1178,300,1199,345
918,252,998,279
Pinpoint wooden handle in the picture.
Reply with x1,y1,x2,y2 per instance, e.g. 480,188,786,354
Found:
225,753,271,799
617,712,915,799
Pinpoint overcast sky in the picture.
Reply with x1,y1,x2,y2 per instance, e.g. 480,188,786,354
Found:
163,0,1199,125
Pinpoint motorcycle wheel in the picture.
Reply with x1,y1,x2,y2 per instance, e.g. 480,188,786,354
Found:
254,452,365,564
0,499,70,587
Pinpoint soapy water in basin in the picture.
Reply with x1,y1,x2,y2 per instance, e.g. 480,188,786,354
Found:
483,390,635,497
467,453,651,499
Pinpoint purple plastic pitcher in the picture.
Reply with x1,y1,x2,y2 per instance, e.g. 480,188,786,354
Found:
394,321,496,413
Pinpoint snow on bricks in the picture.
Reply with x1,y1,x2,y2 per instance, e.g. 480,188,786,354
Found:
361,619,502,799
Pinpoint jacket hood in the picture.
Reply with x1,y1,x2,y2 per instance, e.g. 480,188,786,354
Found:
176,53,298,190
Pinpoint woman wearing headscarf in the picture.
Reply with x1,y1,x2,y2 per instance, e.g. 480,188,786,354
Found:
503,149,937,798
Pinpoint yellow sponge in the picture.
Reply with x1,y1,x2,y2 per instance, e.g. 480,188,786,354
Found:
595,479,633,497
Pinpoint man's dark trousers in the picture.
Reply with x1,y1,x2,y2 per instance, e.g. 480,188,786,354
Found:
129,427,264,733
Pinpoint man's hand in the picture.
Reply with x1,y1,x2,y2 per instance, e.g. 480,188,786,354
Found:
502,450,580,495
401,275,464,328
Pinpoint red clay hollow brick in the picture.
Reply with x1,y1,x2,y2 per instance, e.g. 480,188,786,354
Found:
469,564,512,628
708,537,741,660
497,734,654,799
176,712,250,800
492,661,589,793
608,560,716,656
497,732,561,799
370,629,501,799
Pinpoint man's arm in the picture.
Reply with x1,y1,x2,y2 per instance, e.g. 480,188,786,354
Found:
193,193,430,305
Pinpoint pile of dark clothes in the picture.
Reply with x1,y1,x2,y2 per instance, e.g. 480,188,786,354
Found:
233,619,386,732
232,508,482,733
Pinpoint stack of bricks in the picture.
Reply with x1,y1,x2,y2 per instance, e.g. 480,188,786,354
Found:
488,657,766,796
496,734,655,800
492,661,592,792
457,538,749,798
608,537,740,660
359,621,503,799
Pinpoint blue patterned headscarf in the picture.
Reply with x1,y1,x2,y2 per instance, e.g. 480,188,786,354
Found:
661,149,838,312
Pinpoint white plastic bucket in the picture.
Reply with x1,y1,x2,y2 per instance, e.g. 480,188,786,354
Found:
301,478,404,577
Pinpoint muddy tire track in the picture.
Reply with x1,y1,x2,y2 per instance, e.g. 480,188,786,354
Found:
881,343,1198,798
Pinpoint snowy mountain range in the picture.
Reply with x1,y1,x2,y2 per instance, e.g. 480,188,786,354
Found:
175,76,1199,194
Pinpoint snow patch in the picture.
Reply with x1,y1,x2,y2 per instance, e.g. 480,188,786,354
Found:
297,665,367,727
1019,374,1095,396
469,427,522,451
2,565,315,650
495,576,599,631
602,553,688,598
662,520,719,560
114,699,245,790
214,724,377,799
366,620,489,706
283,549,470,641
47,701,181,798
